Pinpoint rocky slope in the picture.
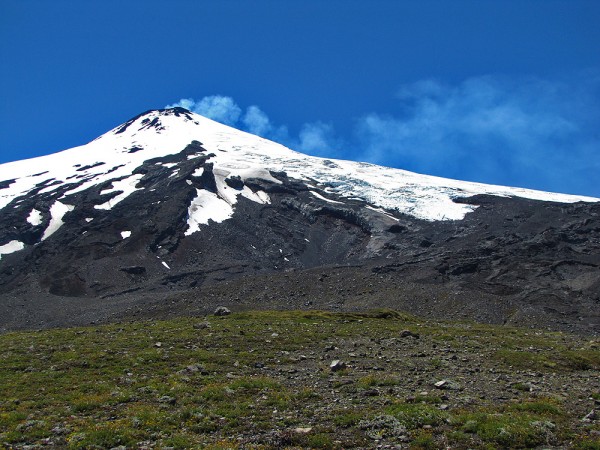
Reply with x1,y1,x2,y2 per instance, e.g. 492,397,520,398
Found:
0,108,598,334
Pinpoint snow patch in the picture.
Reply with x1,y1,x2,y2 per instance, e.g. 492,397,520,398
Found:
310,191,344,204
27,209,43,226
0,240,25,260
236,167,281,184
255,190,270,204
121,231,131,239
94,174,144,210
37,183,63,195
161,261,170,269
210,168,272,210
241,188,271,204
365,205,399,221
184,189,234,235
41,201,74,241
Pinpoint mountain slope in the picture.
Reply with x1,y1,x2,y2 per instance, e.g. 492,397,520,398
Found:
0,107,599,333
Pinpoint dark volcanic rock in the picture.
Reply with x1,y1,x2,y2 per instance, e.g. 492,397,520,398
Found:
1,173,600,335
0,179,16,190
120,266,146,275
225,176,244,190
0,110,598,335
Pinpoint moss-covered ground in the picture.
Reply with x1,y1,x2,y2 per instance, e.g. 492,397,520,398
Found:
1,310,599,448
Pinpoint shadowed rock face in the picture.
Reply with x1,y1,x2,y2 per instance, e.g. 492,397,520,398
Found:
0,110,598,334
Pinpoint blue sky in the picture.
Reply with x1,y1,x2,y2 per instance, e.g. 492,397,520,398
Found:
1,1,599,196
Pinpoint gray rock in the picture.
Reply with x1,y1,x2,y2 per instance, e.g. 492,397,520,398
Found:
531,420,556,431
158,395,176,405
434,379,461,390
178,363,208,375
186,363,204,373
330,360,347,372
16,420,46,431
400,329,420,338
51,424,70,435
512,381,536,392
363,388,380,397
214,306,231,316
582,409,598,422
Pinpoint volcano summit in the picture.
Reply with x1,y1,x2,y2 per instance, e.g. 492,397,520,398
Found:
0,107,599,334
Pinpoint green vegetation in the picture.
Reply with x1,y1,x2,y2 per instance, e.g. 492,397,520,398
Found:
0,309,598,448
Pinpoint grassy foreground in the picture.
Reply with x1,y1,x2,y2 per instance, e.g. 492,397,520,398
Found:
1,309,599,449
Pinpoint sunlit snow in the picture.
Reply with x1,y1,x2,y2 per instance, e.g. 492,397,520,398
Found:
41,201,74,241
94,174,144,210
0,107,597,235
27,209,43,226
185,189,234,235
310,191,344,204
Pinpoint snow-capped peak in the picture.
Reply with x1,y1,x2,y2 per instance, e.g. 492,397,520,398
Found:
0,107,597,233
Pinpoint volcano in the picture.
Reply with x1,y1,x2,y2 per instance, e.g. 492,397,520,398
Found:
1,107,598,334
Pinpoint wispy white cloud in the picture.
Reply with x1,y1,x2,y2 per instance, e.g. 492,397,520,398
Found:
167,71,600,196
296,122,339,157
242,105,272,136
354,73,600,194
167,95,341,156
168,95,241,126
